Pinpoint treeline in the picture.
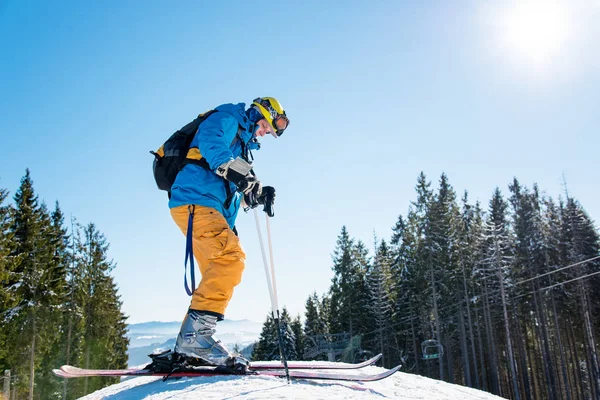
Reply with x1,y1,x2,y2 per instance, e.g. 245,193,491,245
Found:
252,172,600,400
0,170,129,400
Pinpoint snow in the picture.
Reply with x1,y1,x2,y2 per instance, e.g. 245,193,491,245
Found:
77,365,505,400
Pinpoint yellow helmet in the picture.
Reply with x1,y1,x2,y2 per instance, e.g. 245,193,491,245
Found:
252,97,290,137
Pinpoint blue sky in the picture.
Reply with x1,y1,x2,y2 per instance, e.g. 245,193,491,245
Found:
1,0,599,324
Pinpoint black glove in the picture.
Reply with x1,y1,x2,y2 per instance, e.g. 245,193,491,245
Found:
242,182,263,209
257,186,276,217
216,158,262,196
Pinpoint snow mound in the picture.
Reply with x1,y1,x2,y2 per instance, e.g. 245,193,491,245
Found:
78,365,505,400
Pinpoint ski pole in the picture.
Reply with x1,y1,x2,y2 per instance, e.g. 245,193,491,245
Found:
253,209,290,383
265,213,290,380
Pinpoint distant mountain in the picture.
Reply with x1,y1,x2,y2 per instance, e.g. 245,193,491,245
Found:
128,339,176,367
128,321,181,335
126,319,262,367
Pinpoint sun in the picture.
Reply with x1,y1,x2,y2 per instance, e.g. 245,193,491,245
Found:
501,1,571,65
484,0,575,72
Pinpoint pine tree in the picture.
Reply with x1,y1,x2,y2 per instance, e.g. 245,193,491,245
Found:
479,187,518,398
352,240,371,336
542,195,575,400
36,202,71,399
408,172,459,381
0,183,18,369
428,173,462,383
390,173,434,375
304,292,328,338
509,180,558,399
560,196,600,398
76,222,129,396
5,170,67,399
279,308,297,361
329,227,352,335
303,292,329,360
455,192,484,389
60,217,86,399
252,313,278,361
252,308,296,361
290,314,305,360
328,227,369,338
390,211,421,371
366,239,394,365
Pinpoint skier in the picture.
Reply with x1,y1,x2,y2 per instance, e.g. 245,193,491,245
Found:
167,97,289,370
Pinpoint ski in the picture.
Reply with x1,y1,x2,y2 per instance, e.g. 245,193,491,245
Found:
53,363,400,382
250,353,382,370
54,353,382,376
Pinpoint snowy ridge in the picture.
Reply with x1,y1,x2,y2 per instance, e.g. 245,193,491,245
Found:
77,364,505,399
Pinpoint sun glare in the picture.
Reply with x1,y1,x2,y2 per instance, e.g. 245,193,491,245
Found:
485,0,577,74
502,1,570,64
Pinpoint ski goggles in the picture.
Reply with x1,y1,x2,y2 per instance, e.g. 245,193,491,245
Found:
254,98,290,137
271,114,289,137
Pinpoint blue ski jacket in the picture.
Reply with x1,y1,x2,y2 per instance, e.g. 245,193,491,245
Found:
168,103,260,228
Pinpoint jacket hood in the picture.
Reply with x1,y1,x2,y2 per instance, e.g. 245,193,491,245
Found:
214,103,251,130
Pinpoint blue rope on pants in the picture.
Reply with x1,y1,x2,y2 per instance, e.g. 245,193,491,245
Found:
184,205,196,296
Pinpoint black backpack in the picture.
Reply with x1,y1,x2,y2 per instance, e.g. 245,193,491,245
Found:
150,110,217,193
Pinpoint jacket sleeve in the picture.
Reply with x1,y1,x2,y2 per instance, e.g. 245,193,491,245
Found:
195,112,238,170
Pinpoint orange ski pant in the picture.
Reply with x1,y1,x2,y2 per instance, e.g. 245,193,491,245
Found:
170,205,246,317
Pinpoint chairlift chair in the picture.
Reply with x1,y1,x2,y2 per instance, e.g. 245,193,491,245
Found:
421,339,443,360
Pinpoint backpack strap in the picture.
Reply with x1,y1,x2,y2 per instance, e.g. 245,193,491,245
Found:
223,126,246,209
183,124,243,168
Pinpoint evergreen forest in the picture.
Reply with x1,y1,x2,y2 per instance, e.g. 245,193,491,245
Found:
252,172,600,400
0,170,129,400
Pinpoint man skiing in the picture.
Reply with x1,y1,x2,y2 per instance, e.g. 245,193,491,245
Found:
167,97,289,371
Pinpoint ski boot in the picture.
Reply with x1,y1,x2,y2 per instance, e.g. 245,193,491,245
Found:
174,310,249,373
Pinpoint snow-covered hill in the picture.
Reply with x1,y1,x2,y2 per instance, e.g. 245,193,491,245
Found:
78,365,506,400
